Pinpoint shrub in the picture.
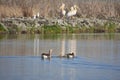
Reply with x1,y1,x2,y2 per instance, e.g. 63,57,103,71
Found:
42,25,62,34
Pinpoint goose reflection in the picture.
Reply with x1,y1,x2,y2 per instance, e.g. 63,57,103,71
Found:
60,38,65,57
67,39,76,56
60,34,77,58
34,35,39,56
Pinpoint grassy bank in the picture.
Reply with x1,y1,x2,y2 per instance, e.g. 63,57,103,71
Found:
0,17,120,34
39,22,119,34
1,23,119,34
32,22,120,34
0,23,8,33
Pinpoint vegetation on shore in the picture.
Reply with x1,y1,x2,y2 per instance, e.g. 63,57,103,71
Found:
0,23,8,33
0,20,120,34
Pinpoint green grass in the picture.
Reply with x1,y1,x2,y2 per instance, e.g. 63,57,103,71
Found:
42,25,62,34
41,22,118,34
0,21,119,34
104,22,117,33
0,23,6,33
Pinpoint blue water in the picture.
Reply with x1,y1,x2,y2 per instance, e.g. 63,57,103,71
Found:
0,34,120,80
0,56,120,80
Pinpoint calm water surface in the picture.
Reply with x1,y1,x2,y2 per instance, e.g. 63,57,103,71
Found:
0,33,120,80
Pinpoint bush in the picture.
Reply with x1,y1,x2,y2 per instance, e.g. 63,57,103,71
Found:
42,25,62,34
104,22,117,33
0,23,6,32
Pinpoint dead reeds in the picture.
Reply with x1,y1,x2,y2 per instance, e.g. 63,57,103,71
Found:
0,0,120,18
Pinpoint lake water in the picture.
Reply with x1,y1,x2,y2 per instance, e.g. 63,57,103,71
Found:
0,33,120,80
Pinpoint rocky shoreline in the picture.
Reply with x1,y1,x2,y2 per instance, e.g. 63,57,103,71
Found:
0,17,120,34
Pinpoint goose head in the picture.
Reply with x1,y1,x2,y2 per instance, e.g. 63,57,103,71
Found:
70,6,74,11
73,5,79,10
60,3,65,10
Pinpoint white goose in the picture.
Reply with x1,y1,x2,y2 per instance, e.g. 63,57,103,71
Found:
73,5,79,16
67,5,79,18
60,3,66,17
67,6,74,17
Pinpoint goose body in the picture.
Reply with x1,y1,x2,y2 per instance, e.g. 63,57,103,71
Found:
72,5,78,16
62,10,66,16
67,7,74,17
66,52,75,58
41,49,52,59
67,5,79,18
41,53,50,59
68,55,74,58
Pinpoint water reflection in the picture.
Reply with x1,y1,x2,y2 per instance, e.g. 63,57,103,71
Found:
0,33,120,80
0,33,120,63
60,38,65,56
60,34,77,56
34,35,39,56
67,34,76,56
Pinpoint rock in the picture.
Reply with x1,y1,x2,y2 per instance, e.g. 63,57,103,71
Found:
0,17,119,33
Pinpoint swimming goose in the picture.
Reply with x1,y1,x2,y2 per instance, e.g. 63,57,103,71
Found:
66,52,75,58
41,49,52,59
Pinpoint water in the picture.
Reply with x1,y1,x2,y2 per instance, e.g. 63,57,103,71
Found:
0,33,120,80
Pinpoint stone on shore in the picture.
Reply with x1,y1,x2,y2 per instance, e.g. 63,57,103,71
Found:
0,17,120,33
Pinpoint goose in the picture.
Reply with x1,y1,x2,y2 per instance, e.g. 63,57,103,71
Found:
67,6,74,17
67,5,79,18
41,49,52,59
60,3,66,17
66,52,75,58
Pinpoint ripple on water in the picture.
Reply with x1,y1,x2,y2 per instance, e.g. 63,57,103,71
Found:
0,56,120,80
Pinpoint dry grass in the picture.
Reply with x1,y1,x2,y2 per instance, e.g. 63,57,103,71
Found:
0,5,23,18
0,0,120,18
